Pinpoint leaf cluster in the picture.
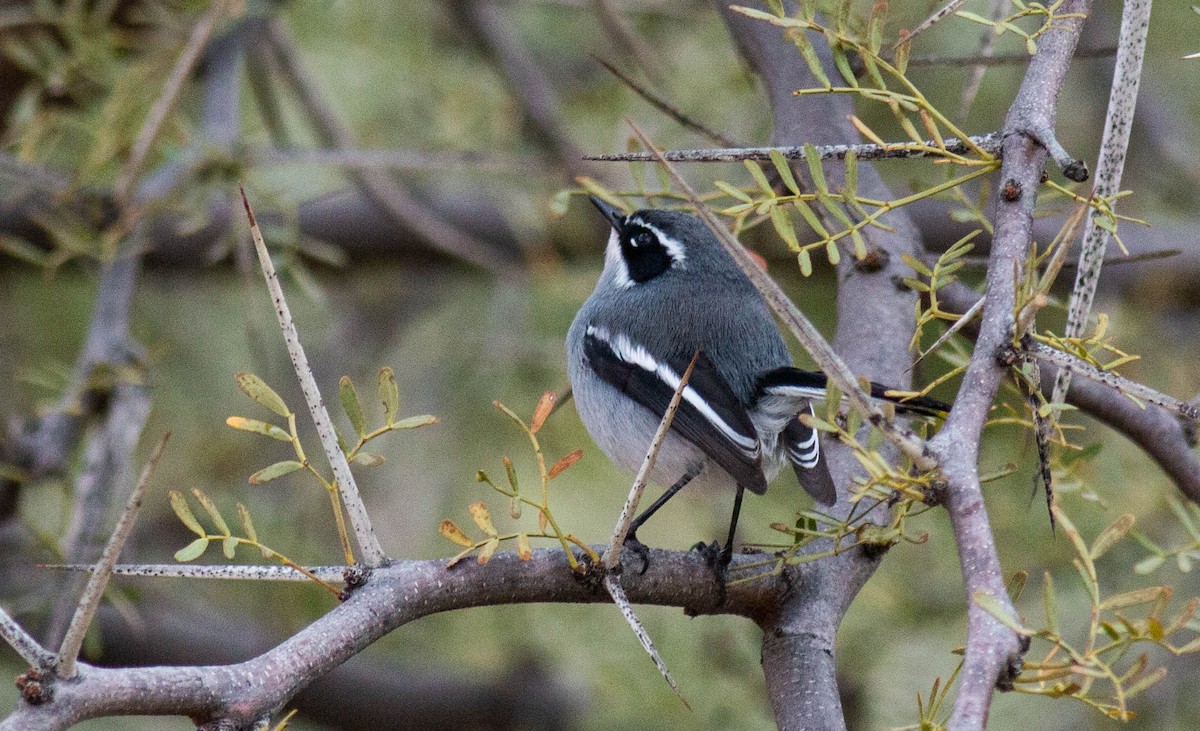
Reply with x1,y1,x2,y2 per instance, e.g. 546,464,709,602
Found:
439,392,595,572
976,504,1200,721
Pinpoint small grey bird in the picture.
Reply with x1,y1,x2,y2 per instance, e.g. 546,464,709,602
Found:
566,197,945,570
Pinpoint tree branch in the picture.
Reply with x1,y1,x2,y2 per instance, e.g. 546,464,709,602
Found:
717,3,929,728
1,547,794,730
924,3,1090,726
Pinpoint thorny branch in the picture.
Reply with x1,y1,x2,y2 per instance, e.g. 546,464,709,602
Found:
924,1,1090,727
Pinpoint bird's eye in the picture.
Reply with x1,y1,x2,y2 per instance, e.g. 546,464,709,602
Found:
632,231,655,248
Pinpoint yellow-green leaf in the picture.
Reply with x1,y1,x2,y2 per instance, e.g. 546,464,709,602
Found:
351,452,384,467
378,367,400,426
235,372,290,417
477,537,500,565
771,206,800,251
237,503,258,544
191,489,230,536
714,180,752,203
1101,587,1170,612
339,376,366,437
804,144,828,194
439,519,475,547
174,537,209,562
469,501,498,537
1091,514,1135,560
222,536,238,560
516,533,532,560
1042,571,1060,636
973,591,1032,635
769,150,800,196
391,414,438,430
825,240,841,266
797,249,813,277
225,416,291,442
792,199,828,237
249,460,305,485
744,160,774,196
169,490,205,537
502,456,519,493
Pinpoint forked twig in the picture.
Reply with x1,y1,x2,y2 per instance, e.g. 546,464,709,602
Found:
239,186,387,567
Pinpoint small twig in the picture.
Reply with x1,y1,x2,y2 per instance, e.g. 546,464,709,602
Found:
41,563,348,583
906,295,983,373
114,0,230,202
240,186,387,567
601,351,698,708
1024,342,1199,422
588,0,665,88
906,46,1117,68
603,575,691,708
1052,0,1153,405
1021,121,1089,181
247,147,544,173
957,0,1010,123
625,120,935,472
55,433,170,679
591,55,740,147
901,0,970,48
585,133,1001,163
605,351,699,571
0,607,54,670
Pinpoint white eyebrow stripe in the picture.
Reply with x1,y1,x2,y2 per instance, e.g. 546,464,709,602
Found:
586,325,759,456
628,217,687,267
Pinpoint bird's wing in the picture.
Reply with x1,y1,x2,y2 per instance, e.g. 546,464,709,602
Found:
583,326,767,494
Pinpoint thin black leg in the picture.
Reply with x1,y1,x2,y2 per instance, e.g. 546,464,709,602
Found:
720,483,746,568
629,467,699,535
623,467,700,574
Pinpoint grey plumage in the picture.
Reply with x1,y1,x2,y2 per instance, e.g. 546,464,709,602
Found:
566,205,837,506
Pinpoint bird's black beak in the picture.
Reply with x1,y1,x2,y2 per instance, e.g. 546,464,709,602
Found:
589,195,626,231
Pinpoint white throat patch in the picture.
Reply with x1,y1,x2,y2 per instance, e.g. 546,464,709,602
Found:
603,228,634,290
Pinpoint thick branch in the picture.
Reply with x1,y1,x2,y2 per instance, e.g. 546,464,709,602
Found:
1,547,794,730
926,3,1090,727
718,2,926,728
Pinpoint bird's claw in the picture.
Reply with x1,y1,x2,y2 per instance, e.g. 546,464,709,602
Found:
691,540,731,606
622,532,652,575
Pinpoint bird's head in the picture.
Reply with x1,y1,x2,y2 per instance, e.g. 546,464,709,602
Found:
589,196,723,289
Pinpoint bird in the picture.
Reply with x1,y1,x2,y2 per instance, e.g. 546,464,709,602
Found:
566,196,946,577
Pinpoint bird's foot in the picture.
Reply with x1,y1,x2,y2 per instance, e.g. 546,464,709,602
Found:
691,540,731,606
621,532,652,575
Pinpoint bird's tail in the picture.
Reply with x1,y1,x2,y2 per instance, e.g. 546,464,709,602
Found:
754,367,950,419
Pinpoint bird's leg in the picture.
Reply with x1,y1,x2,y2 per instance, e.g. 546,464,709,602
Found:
624,467,699,574
692,483,745,606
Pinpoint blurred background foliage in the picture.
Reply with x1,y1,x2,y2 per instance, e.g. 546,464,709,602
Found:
2,0,1200,729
